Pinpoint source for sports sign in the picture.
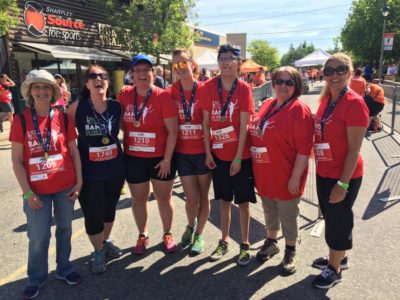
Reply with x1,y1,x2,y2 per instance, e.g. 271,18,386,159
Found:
384,33,395,51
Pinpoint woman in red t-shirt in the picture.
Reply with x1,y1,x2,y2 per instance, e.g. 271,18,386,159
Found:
312,53,369,289
118,54,178,255
166,48,211,254
10,69,82,298
0,73,16,128
249,66,314,275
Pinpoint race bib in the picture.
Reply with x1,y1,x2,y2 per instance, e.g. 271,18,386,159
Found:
250,146,270,163
128,131,156,153
179,124,202,140
314,143,333,161
89,144,118,162
29,154,65,182
212,126,238,149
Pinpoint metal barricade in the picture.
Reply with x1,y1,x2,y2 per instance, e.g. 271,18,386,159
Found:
380,83,399,135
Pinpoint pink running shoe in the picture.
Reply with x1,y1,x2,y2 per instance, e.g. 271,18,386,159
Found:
134,235,149,255
163,233,177,253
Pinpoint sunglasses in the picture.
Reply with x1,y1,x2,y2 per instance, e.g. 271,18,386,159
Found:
217,57,238,63
323,65,349,76
172,61,189,71
87,73,108,80
273,79,295,86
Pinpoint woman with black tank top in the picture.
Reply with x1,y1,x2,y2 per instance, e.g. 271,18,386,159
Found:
67,64,125,274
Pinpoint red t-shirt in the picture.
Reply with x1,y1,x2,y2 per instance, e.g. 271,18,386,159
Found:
349,75,366,96
314,89,369,179
249,98,314,200
9,109,77,194
166,80,205,154
118,85,178,158
201,76,255,161
0,84,12,103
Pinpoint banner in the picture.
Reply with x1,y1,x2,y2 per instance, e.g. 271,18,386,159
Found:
384,33,395,51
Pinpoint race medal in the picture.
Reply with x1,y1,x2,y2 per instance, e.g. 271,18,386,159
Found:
134,120,140,128
220,116,226,122
102,136,109,145
44,152,49,161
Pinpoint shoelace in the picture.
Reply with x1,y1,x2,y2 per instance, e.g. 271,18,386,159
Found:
239,249,249,258
164,235,174,244
137,237,147,246
321,268,335,279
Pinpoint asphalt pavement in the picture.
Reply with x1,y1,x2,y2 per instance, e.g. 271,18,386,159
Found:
0,82,399,299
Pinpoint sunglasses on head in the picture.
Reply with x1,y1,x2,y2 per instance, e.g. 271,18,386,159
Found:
172,61,189,71
323,65,349,76
87,73,108,80
273,79,295,86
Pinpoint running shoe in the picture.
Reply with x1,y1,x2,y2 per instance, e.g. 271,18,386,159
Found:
237,243,251,266
55,271,82,285
134,234,149,255
256,239,280,262
91,249,106,274
312,255,349,270
281,249,297,275
312,265,342,289
191,234,205,254
23,281,46,300
163,233,177,253
103,240,122,258
210,239,229,261
181,225,195,248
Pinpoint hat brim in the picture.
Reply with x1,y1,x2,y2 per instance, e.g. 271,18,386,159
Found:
21,77,61,101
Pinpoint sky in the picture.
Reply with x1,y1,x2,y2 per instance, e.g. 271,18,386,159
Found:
189,0,353,58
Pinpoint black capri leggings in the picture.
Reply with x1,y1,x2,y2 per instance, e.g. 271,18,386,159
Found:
78,176,125,235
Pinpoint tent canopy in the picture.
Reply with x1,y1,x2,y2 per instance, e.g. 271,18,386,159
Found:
195,50,218,70
294,49,330,67
241,59,266,73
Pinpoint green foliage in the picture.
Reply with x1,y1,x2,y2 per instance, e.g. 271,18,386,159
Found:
97,0,196,59
0,0,19,36
340,0,400,64
280,42,315,66
247,39,280,71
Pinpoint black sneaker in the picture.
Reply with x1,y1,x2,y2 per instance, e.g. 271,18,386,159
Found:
237,243,251,266
312,265,342,289
312,255,349,270
23,281,46,300
256,239,280,262
281,249,297,275
55,271,82,285
210,239,229,261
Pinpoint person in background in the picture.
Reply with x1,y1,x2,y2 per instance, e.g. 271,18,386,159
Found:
0,73,16,130
68,65,125,274
312,53,369,289
10,69,82,299
202,44,256,266
253,67,266,87
364,81,385,133
200,68,210,82
154,65,168,89
118,54,178,255
349,68,366,97
249,66,314,275
53,74,71,111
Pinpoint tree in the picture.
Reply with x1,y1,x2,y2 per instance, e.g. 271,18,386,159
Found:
280,42,315,66
247,39,280,71
97,0,196,59
0,0,19,36
340,0,400,65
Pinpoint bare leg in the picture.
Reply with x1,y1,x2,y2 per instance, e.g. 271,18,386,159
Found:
238,202,250,244
128,182,150,234
220,200,231,242
151,179,174,233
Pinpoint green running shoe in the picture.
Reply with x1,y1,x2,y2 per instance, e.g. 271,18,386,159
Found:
191,234,205,254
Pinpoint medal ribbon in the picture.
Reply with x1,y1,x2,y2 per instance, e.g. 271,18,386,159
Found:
258,96,294,132
218,76,238,118
31,106,54,154
320,87,348,141
134,86,153,122
180,81,197,123
88,98,111,137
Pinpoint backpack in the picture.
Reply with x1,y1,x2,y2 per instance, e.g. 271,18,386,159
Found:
18,111,68,136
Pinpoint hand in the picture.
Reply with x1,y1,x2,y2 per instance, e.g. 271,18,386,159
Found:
288,175,300,195
230,160,241,176
155,159,171,179
329,184,347,204
26,193,43,209
68,183,82,201
205,154,216,169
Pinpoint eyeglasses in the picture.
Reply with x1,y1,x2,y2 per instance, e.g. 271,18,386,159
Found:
172,61,189,71
87,73,108,80
217,57,238,63
133,67,152,74
273,79,295,86
323,65,349,76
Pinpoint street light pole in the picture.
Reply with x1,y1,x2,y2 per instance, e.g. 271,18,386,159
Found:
378,3,390,80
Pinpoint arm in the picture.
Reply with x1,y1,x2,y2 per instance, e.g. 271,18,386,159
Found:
155,117,178,179
3,75,16,87
230,111,249,176
11,142,43,209
67,101,78,125
288,154,309,195
329,126,366,203
67,141,82,201
202,109,215,169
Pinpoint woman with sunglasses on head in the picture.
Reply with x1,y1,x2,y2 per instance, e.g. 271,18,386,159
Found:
118,54,178,255
249,66,313,275
53,74,71,111
201,44,256,266
10,70,82,299
311,53,369,289
67,65,125,274
166,48,211,254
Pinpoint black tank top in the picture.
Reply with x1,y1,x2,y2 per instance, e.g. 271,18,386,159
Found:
76,98,124,180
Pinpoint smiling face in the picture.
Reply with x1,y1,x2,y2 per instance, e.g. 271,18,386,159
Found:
218,51,240,78
132,62,153,90
172,53,193,81
324,58,351,94
85,66,109,97
30,82,54,104
273,70,295,102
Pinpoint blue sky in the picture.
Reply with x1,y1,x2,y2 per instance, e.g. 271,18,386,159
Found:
189,0,353,58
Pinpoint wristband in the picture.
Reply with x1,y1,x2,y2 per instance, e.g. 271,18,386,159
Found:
233,157,242,164
23,190,33,200
337,180,349,190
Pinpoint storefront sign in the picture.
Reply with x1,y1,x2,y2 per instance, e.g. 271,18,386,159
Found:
23,1,85,41
194,28,220,47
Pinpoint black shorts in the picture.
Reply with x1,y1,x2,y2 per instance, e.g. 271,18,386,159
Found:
316,175,362,251
364,95,384,116
79,176,125,235
212,156,256,204
125,154,177,184
0,102,14,113
175,152,210,177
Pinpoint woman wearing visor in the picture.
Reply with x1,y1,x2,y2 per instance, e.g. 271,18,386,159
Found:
202,44,256,266
166,48,211,254
312,53,369,289
118,54,178,255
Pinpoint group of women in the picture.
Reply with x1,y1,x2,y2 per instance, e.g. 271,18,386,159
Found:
10,45,368,299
